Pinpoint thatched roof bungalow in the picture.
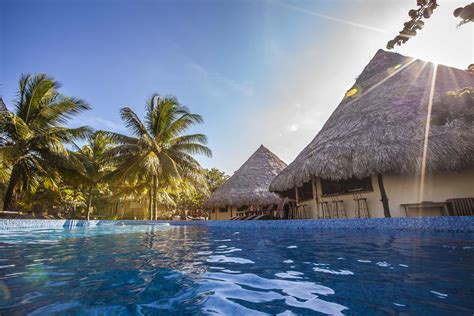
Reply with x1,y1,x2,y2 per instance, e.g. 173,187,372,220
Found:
205,145,287,220
270,49,474,218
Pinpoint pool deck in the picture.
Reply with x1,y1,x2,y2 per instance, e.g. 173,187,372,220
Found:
0,217,473,233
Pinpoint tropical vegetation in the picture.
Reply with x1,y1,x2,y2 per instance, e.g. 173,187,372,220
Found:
432,87,474,126
0,74,91,213
0,74,226,220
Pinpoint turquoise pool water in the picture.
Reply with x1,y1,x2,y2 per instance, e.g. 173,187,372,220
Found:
0,224,473,315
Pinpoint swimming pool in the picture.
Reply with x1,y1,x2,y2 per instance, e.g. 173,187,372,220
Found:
1,219,473,315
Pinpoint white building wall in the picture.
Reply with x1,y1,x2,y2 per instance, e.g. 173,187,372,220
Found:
384,168,474,217
297,168,474,219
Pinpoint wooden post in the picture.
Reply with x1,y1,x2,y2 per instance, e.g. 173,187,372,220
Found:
293,187,299,219
312,177,318,219
377,174,391,218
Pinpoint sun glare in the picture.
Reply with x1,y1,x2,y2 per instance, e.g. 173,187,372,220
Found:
400,2,473,70
345,87,358,98
419,63,439,203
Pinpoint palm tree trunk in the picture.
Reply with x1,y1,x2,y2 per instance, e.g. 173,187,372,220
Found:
148,188,153,220
152,176,158,220
377,174,391,218
3,164,21,212
86,184,93,220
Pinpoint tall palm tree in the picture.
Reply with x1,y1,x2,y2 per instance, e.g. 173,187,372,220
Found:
106,94,211,220
67,132,115,220
0,74,91,212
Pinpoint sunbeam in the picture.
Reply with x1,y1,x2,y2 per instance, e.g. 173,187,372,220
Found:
343,58,418,109
418,63,439,203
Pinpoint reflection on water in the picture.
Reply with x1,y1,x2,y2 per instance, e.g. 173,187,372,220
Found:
200,272,346,315
0,225,473,315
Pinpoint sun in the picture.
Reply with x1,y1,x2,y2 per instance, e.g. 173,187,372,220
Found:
399,1,473,70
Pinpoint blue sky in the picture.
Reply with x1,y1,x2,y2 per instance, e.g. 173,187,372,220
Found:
1,0,472,174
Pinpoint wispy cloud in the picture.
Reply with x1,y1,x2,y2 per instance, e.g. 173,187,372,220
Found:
74,116,126,132
188,62,254,97
274,1,387,34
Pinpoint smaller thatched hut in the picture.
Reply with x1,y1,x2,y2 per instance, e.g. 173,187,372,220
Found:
270,49,474,218
205,145,287,220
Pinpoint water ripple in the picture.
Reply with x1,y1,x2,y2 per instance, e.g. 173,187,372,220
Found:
200,272,347,315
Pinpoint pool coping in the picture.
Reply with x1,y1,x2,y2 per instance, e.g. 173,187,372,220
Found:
0,217,473,233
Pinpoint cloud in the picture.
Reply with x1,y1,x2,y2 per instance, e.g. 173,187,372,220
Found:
274,1,387,34
74,116,126,132
188,62,254,97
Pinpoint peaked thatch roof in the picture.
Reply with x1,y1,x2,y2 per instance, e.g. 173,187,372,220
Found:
205,145,287,208
271,49,474,192
0,97,7,112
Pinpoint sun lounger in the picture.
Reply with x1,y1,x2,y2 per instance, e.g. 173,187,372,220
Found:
246,214,258,220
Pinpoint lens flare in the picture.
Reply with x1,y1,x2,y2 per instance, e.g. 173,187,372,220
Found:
345,88,358,98
419,63,438,202
0,280,11,300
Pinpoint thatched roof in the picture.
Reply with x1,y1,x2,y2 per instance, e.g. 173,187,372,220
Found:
0,98,6,112
205,145,287,208
271,49,474,192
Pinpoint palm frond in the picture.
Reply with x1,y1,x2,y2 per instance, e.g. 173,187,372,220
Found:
35,96,91,125
101,131,139,145
16,74,58,123
172,142,212,157
120,107,150,138
173,133,208,145
2,113,33,141
144,93,161,132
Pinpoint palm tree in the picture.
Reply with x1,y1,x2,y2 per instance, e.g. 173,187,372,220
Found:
0,74,91,212
109,176,176,220
67,132,116,220
59,185,86,218
106,94,211,220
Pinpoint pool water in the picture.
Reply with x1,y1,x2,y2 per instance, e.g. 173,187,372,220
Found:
1,224,473,315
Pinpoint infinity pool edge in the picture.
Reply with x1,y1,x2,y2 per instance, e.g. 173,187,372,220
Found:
0,217,473,232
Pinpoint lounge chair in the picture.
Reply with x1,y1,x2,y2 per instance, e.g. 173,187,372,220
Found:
238,215,250,220
254,214,269,220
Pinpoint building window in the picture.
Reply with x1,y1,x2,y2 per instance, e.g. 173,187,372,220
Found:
219,208,227,213
279,189,296,200
321,177,373,196
297,180,313,201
